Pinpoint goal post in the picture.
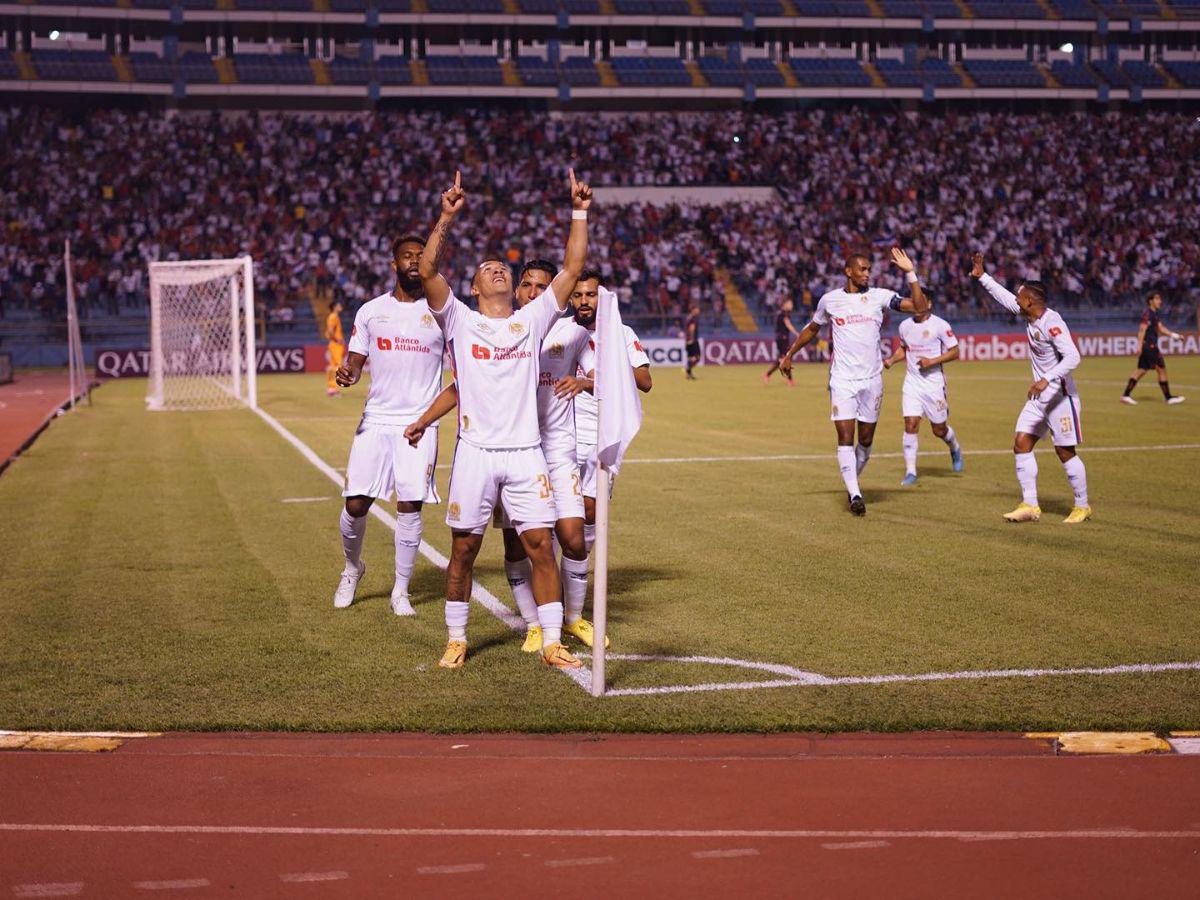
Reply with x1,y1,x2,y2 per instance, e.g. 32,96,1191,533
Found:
147,257,257,411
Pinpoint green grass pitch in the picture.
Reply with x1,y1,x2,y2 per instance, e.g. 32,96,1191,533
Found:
1,357,1198,733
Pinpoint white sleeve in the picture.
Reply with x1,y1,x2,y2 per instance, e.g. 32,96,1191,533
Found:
520,285,565,343
940,319,959,350
431,290,466,335
1043,314,1080,382
347,307,370,356
872,287,903,312
811,295,830,326
625,327,650,368
978,274,1021,316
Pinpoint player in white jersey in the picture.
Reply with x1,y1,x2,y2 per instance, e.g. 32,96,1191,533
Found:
572,271,653,541
971,252,1091,524
404,260,599,653
330,235,443,616
779,248,927,515
883,305,964,486
416,169,592,671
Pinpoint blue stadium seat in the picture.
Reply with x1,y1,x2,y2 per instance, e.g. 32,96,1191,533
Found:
1119,60,1167,87
374,56,412,84
971,1,1046,16
1164,60,1200,85
561,57,600,85
516,56,560,86
789,57,871,87
698,57,744,87
1049,60,1100,87
32,49,117,81
0,50,22,80
963,59,1045,87
328,57,371,84
1047,0,1097,16
518,0,560,10
425,56,502,85
1090,59,1130,86
744,57,784,85
876,57,961,87
611,56,690,86
178,52,219,83
375,0,414,10
130,51,175,83
330,0,370,10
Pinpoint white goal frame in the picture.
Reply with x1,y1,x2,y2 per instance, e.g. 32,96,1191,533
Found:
147,257,257,411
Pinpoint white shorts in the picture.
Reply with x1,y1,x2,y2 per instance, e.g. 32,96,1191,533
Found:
901,383,950,425
1016,391,1083,447
829,376,883,424
493,454,585,528
342,421,440,504
577,442,617,500
447,441,557,535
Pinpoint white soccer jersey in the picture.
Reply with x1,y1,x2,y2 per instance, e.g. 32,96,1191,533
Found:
979,275,1079,396
435,286,564,450
347,293,445,426
812,287,903,382
537,316,595,462
898,314,958,391
575,324,649,447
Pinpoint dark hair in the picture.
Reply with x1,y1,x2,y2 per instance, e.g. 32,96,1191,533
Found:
520,258,558,280
477,255,507,268
578,267,602,284
1147,291,1162,303
845,249,872,266
391,234,426,258
331,298,345,310
1020,281,1047,304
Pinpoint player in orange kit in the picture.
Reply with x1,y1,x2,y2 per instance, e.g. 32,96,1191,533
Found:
325,299,346,397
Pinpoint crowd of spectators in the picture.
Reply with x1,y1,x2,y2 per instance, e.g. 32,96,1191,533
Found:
1,105,1196,335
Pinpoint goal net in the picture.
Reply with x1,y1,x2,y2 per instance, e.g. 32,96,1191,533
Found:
147,257,257,411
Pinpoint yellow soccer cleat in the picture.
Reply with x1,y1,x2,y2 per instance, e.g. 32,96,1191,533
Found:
521,625,544,654
438,640,467,670
1002,503,1042,523
541,642,582,670
564,618,610,649
1063,506,1093,524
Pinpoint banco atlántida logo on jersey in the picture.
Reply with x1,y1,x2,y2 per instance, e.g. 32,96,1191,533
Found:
470,343,533,362
378,336,433,353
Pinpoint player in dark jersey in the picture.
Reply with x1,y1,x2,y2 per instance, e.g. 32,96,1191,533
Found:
1121,292,1186,405
763,299,800,386
684,305,700,380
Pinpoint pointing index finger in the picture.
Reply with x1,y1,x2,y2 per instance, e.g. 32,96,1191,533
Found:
454,169,461,189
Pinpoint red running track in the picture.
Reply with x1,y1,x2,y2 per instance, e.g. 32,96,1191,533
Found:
0,370,89,473
1,732,1198,898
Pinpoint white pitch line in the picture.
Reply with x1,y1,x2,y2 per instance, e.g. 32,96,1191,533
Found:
251,406,592,694
279,871,349,883
692,848,760,859
822,841,890,850
416,864,486,875
132,879,210,891
12,886,83,899
280,496,332,504
0,731,158,739
1,824,1197,841
544,857,616,868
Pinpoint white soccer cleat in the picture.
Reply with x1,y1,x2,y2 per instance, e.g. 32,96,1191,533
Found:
1119,396,1137,405
1167,396,1186,405
390,588,416,617
333,560,365,608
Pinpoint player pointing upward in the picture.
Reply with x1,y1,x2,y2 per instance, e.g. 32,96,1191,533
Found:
780,248,927,515
971,252,1091,524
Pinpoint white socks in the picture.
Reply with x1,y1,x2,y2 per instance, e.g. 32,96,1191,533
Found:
837,445,861,497
584,523,596,554
393,511,421,596
1015,452,1039,506
561,555,590,624
537,601,564,647
445,599,469,643
941,426,960,453
339,509,366,571
902,433,918,475
1062,456,1088,507
505,558,539,627
855,443,873,474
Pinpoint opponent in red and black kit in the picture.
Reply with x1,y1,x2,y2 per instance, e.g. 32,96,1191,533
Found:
763,299,799,386
684,305,701,381
1121,292,1186,405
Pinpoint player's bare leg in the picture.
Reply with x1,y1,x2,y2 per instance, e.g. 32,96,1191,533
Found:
519,527,580,669
900,416,921,486
334,495,373,608
1005,432,1042,522
390,500,422,616
834,419,865,515
439,530,482,669
500,527,542,651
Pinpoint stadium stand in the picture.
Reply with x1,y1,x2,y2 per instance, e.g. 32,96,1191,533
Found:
130,52,175,83
561,57,601,86
963,59,1046,89
374,55,412,84
875,58,962,88
788,57,872,87
611,57,692,87
516,56,560,86
31,50,117,82
328,56,372,85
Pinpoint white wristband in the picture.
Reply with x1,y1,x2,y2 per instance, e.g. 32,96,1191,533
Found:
572,210,588,221
905,271,918,285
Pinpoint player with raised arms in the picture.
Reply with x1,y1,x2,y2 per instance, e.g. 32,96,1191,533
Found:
331,235,443,616
883,301,964,485
779,248,927,515
1121,291,1186,405
971,252,1091,524
417,169,592,671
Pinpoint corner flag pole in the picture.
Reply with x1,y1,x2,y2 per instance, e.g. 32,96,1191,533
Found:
591,462,611,697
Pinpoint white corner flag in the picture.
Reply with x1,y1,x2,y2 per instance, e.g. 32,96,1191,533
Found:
590,286,643,697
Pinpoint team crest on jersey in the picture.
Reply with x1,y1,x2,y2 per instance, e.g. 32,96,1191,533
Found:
1032,329,1043,341
421,313,434,329
509,322,525,336
923,329,930,338
448,502,461,521
548,343,564,359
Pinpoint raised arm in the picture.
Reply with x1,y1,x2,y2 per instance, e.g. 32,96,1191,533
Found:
778,320,822,378
970,251,1021,316
403,383,459,447
888,247,928,314
418,170,466,312
548,168,592,309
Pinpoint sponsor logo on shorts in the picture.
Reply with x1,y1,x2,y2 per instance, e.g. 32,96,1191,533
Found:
831,404,839,416
426,464,434,481
448,502,461,521
549,343,564,359
937,399,947,411
1059,416,1072,434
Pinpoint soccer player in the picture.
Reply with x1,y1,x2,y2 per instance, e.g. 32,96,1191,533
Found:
763,299,800,386
971,252,1091,524
417,169,591,671
331,236,442,616
883,305,964,485
573,275,653,553
779,248,927,515
684,305,700,380
1121,291,1186,405
325,299,346,397
404,259,597,654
